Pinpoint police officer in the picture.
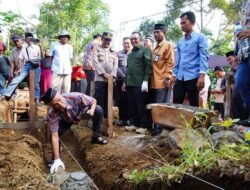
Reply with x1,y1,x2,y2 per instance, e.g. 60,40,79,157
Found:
93,32,118,117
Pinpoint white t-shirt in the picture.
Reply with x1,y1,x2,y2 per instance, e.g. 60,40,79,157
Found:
199,75,211,106
51,42,73,74
214,78,224,103
19,43,41,62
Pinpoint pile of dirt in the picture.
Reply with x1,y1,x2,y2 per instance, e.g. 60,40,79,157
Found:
0,129,58,190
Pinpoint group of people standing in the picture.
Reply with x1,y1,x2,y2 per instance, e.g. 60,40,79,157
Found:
82,11,210,136
0,30,75,105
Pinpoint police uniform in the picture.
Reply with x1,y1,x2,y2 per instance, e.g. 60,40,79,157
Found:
93,33,118,117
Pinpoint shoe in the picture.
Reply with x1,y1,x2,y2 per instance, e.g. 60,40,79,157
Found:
117,120,125,126
151,126,163,137
237,119,250,127
91,136,108,145
125,125,138,132
36,99,41,106
124,120,131,126
135,128,147,134
5,96,11,101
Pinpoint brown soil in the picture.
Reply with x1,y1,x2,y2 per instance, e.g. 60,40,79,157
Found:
52,121,250,190
0,129,58,190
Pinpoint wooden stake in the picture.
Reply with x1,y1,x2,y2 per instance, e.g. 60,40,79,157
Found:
90,81,94,97
224,72,234,119
14,95,17,123
107,76,113,138
29,70,36,135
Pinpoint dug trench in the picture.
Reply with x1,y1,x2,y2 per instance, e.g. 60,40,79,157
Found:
45,120,250,190
1,120,250,190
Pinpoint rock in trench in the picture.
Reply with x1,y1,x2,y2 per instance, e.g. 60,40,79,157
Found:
212,131,243,146
168,129,205,150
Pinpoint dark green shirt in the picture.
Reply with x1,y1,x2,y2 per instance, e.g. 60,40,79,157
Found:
125,45,152,87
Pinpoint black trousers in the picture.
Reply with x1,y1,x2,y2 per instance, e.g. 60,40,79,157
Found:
84,69,95,96
214,102,225,119
127,86,149,128
231,87,248,120
173,78,199,107
115,80,130,121
94,81,108,118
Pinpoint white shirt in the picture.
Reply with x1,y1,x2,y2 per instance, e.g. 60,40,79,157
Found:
19,43,41,62
51,42,73,74
214,78,224,103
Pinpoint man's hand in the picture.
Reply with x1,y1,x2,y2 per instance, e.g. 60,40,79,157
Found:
170,76,176,88
197,74,205,91
163,77,171,88
103,73,110,80
141,81,148,92
122,82,126,92
50,158,65,174
87,109,95,117
237,29,250,40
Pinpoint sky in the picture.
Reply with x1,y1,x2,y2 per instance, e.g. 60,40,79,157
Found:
0,0,224,50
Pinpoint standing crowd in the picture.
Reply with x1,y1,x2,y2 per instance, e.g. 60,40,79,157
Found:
0,8,250,173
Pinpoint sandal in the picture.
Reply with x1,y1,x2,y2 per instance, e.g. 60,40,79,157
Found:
91,136,108,145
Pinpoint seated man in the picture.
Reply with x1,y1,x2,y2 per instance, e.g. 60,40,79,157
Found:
41,88,108,174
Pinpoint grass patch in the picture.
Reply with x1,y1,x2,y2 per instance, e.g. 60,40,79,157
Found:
129,116,250,185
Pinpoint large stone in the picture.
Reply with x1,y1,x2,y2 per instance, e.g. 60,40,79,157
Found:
135,128,147,134
160,129,171,137
212,131,243,146
168,129,205,150
117,134,149,150
70,171,86,181
53,170,70,186
61,171,92,190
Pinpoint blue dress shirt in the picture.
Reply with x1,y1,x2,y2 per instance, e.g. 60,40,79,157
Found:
174,32,209,81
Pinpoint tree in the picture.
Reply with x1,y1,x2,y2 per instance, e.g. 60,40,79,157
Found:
0,11,27,54
138,19,155,37
209,0,244,24
37,0,110,60
138,0,244,54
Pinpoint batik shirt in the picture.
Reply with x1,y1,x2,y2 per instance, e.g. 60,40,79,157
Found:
48,92,94,132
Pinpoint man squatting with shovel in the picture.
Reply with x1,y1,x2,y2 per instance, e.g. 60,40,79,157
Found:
41,88,108,173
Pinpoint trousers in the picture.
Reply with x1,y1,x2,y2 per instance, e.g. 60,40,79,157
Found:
94,81,108,118
84,69,95,96
235,62,250,116
4,63,40,99
115,80,130,121
127,86,149,128
173,78,199,107
51,73,71,94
